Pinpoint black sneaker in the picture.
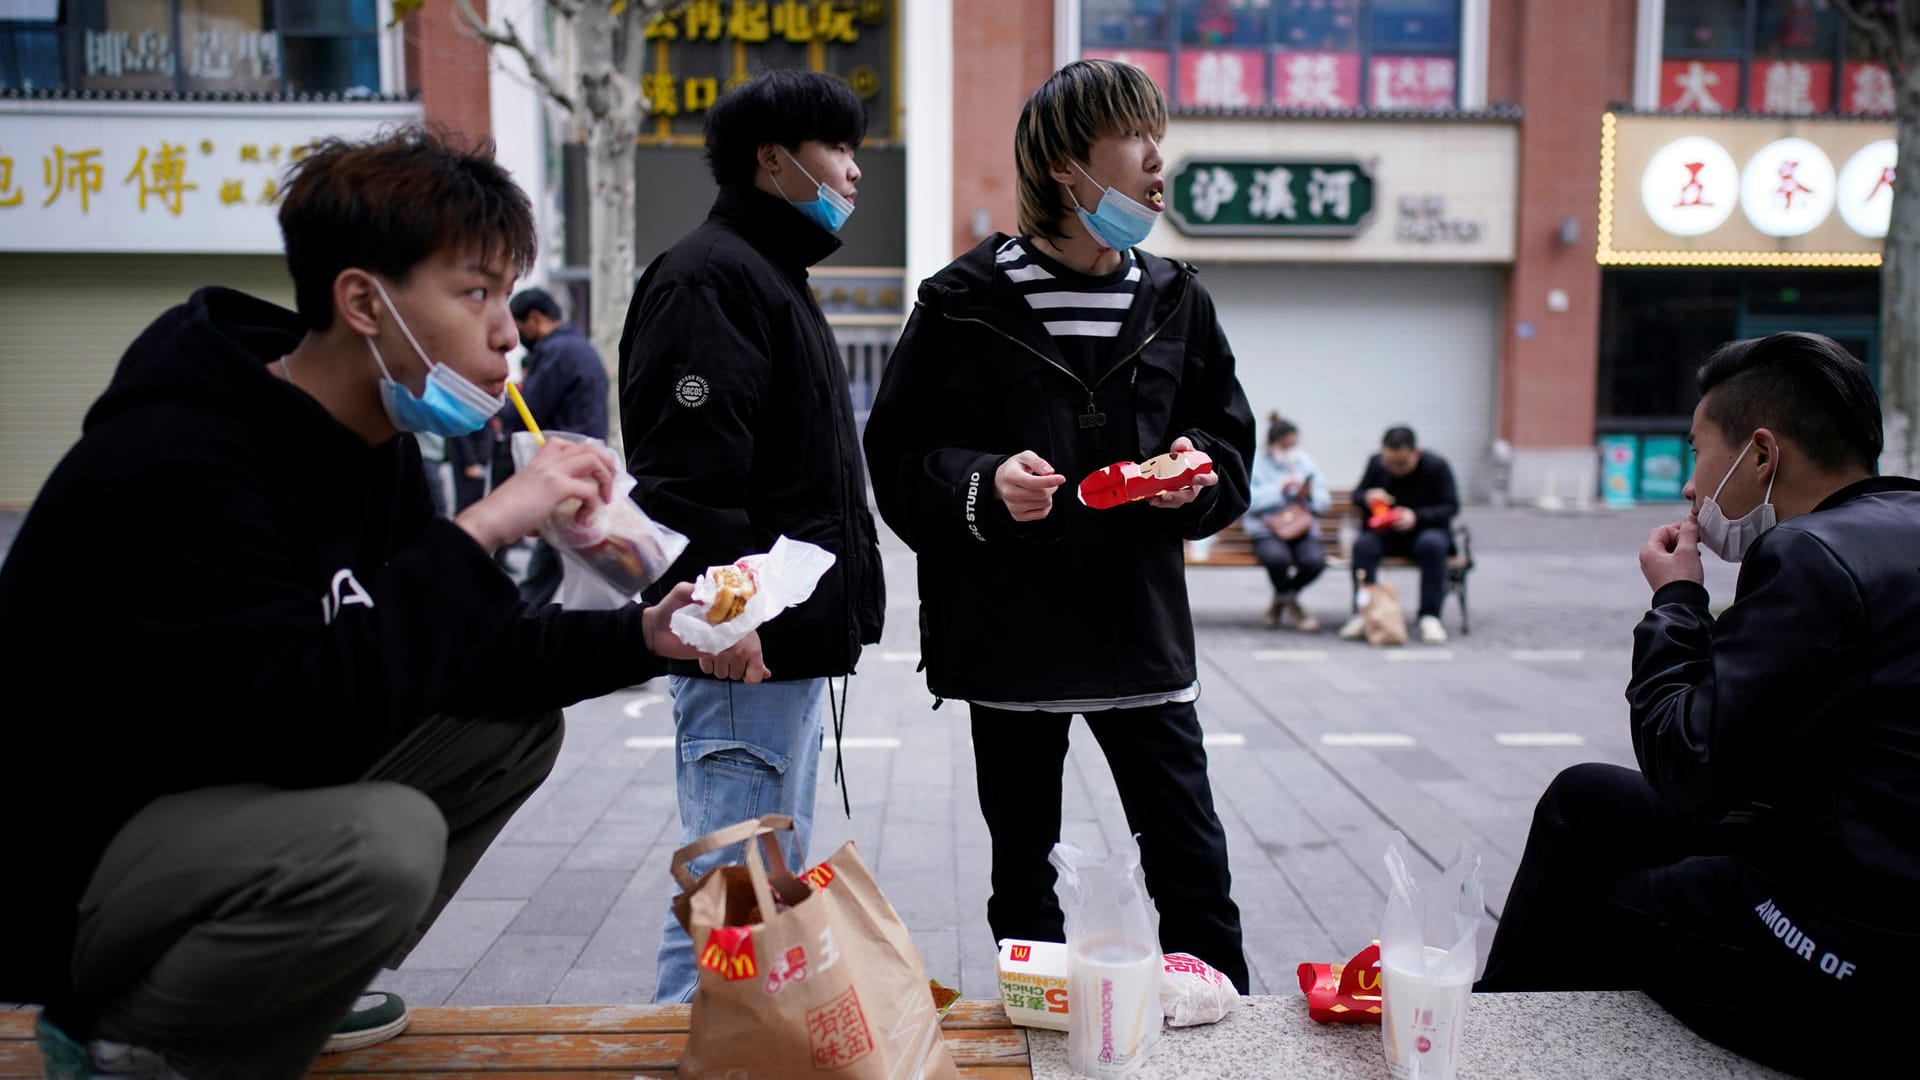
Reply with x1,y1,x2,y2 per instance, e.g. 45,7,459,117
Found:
322,991,410,1054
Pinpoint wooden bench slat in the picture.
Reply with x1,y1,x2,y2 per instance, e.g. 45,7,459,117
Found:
4,1004,1032,1077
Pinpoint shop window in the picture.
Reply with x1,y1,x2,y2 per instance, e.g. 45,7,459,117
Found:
3,0,383,95
1082,0,1460,112
1661,0,1889,115
0,0,63,91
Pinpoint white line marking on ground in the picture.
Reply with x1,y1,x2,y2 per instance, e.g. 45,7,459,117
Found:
620,693,668,719
623,736,675,750
880,651,921,663
837,737,903,750
1509,649,1586,662
1253,650,1329,662
1202,733,1247,747
1495,732,1588,747
1319,733,1417,748
1385,649,1455,662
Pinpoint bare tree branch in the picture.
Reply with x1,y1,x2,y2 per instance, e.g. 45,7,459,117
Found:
455,0,578,113
1834,0,1900,69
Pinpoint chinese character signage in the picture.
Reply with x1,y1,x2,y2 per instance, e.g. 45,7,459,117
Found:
1600,113,1894,266
1167,158,1375,237
638,0,895,143
1273,52,1362,110
0,103,421,253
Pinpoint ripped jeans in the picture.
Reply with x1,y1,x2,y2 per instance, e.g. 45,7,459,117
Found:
652,675,824,1003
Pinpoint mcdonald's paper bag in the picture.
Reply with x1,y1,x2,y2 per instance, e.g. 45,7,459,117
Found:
671,816,960,1080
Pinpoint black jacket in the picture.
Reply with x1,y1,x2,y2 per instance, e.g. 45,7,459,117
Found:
618,185,884,680
863,235,1254,703
0,288,668,1003
506,322,608,439
1629,476,1920,940
1352,451,1459,530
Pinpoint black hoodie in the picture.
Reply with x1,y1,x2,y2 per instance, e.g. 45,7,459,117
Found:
0,288,667,1002
863,236,1255,703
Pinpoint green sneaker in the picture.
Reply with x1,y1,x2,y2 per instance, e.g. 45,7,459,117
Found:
321,991,410,1054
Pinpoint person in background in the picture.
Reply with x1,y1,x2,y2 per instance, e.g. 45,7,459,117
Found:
1243,413,1329,631
1340,425,1459,644
501,287,608,607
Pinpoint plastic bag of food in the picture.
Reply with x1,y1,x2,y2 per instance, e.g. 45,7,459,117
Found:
1052,837,1163,1076
511,431,687,608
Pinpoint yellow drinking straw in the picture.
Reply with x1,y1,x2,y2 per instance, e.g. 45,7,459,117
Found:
506,382,545,446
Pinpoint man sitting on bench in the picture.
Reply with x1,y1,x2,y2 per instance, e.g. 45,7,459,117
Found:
1339,426,1459,644
1477,333,1920,1076
0,129,764,1080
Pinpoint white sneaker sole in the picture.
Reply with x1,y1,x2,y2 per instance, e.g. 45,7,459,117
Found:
321,1012,410,1054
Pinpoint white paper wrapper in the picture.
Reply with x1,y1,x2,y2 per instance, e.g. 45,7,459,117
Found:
511,431,690,609
1160,952,1239,1027
669,536,835,654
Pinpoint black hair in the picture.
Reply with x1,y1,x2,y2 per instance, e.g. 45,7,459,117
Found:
1382,426,1418,451
510,287,562,321
279,127,535,331
1267,412,1298,445
1696,331,1882,473
703,68,867,188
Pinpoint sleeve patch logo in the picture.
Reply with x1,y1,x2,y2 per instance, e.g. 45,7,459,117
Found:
675,374,711,408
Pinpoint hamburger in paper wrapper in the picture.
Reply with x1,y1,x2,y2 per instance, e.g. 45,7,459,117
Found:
670,536,836,653
1298,941,1384,1024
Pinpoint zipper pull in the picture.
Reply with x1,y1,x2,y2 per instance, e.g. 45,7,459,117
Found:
1078,392,1107,430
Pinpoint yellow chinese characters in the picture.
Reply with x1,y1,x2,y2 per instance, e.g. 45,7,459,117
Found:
43,146,105,212
125,142,200,216
0,148,22,207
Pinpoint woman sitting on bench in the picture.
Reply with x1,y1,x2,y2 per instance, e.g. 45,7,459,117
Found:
1244,413,1330,631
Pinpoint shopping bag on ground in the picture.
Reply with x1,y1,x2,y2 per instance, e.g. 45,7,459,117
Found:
672,815,959,1080
1379,833,1483,1079
1052,837,1164,1076
1362,580,1410,647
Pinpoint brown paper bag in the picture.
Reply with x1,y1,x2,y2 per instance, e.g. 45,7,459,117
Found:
1363,580,1409,647
671,815,960,1080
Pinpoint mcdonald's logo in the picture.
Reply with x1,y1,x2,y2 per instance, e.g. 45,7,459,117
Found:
700,925,759,980
1010,945,1032,963
803,862,837,891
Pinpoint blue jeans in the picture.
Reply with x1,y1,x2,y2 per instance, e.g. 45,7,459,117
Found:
652,675,825,1003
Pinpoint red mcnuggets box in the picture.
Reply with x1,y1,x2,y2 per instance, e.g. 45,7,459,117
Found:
1297,941,1384,1024
1079,450,1214,510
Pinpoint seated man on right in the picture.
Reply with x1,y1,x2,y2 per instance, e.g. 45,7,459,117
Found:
1339,425,1459,644
1477,332,1920,1077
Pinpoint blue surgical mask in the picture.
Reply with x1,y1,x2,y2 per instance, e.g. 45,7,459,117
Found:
780,147,855,233
366,277,505,437
1069,160,1161,251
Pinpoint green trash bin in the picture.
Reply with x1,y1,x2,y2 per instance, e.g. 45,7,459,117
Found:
1639,435,1687,501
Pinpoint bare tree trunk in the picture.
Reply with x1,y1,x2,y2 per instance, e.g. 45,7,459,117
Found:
567,5,641,456
1888,51,1920,476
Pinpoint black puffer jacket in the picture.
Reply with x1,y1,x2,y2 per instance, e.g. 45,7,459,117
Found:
1630,476,1920,945
864,235,1254,703
618,185,885,680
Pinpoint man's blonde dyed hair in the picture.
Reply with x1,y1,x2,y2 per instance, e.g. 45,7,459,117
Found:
1015,59,1168,241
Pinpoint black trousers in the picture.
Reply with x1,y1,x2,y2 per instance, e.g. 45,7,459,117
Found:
1480,763,1903,1078
1252,533,1326,597
969,699,1249,993
1351,526,1449,618
52,711,562,1079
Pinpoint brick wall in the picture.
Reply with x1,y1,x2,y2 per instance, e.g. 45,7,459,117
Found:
950,0,1057,257
1497,0,1636,449
408,1,494,142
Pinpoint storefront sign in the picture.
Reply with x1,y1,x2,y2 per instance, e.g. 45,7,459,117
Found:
0,102,422,254
1598,112,1893,267
1146,118,1515,263
1395,194,1481,243
1166,158,1374,237
638,0,895,143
